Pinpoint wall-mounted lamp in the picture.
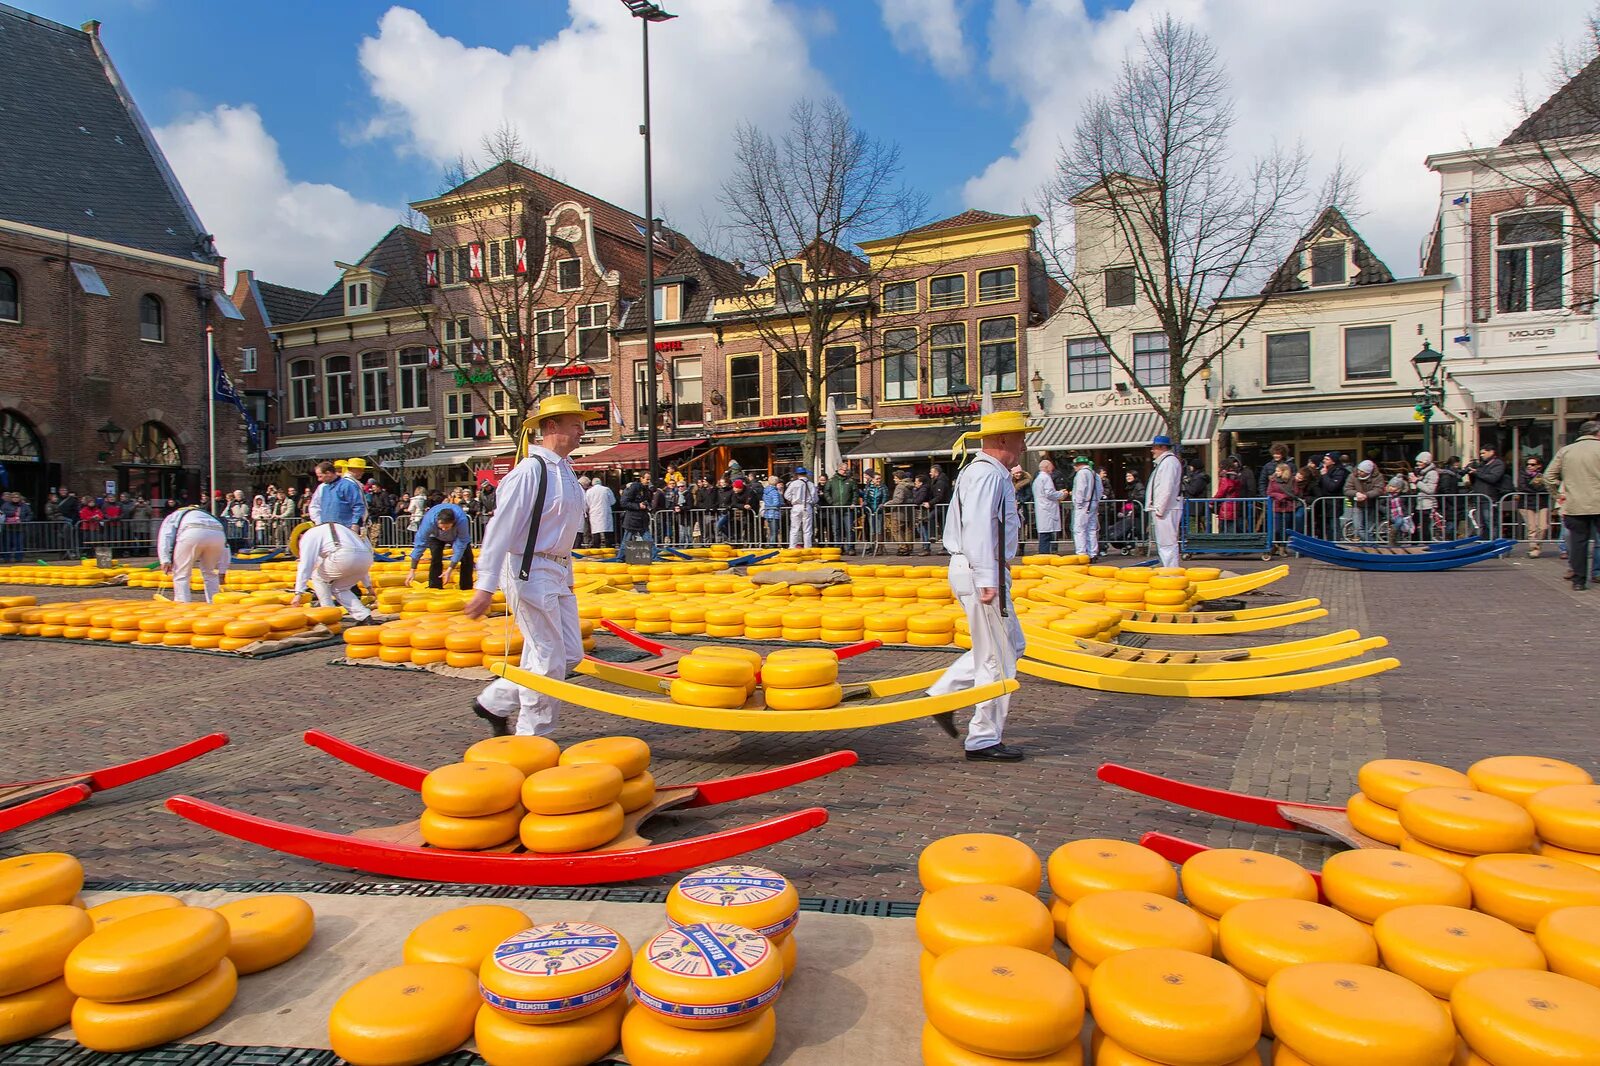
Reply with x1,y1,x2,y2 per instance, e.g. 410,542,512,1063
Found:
1114,382,1130,395
96,420,124,463
1199,364,1213,400
708,388,725,412
1030,369,1046,411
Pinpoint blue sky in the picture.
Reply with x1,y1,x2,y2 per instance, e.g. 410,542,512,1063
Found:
25,0,1593,291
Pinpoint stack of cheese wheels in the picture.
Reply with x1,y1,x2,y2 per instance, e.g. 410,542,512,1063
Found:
403,904,531,970
520,759,626,855
1090,948,1260,1065
1347,758,1474,848
1218,898,1378,1035
330,962,481,1066
0,852,83,914
1468,755,1593,806
1267,961,1456,1065
1045,838,1178,948
919,833,1043,896
624,922,782,1065
558,736,655,817
476,921,632,1066
1317,849,1471,926
0,902,92,1045
922,945,1085,1064
64,906,238,1053
1528,783,1600,873
671,648,757,710
761,649,844,711
1066,891,1212,1006
916,883,1055,987
1371,903,1547,1008
419,760,526,851
1178,848,1319,946
1397,787,1537,871
667,865,800,982
1452,968,1600,1065
214,895,315,975
1462,853,1600,931
1536,905,1600,989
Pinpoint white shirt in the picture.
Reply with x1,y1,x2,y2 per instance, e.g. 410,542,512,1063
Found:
474,445,585,595
943,453,1019,589
157,507,223,566
584,484,616,532
1147,452,1182,518
1072,466,1103,509
293,523,373,593
308,482,324,523
1032,471,1063,533
784,478,815,509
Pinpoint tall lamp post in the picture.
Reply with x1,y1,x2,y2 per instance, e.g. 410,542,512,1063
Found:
622,0,675,483
1411,341,1445,459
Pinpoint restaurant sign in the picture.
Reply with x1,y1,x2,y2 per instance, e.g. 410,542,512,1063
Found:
758,416,808,430
914,401,979,417
303,416,409,434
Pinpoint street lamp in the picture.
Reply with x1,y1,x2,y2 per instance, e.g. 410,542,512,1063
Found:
948,384,976,432
1030,369,1046,411
96,420,123,463
390,426,415,496
621,0,675,484
1411,341,1445,457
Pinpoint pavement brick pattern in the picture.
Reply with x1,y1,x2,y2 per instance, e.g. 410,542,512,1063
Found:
3,553,1597,901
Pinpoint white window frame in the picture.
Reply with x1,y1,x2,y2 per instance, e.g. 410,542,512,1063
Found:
882,327,918,402
556,257,582,292
359,351,390,414
345,281,369,312
674,356,704,426
239,346,257,374
1067,336,1111,393
397,348,429,411
0,268,19,323
289,359,317,421
535,308,566,363
576,303,609,362
1264,330,1312,387
442,317,471,361
324,355,354,417
1491,207,1569,317
1342,323,1392,382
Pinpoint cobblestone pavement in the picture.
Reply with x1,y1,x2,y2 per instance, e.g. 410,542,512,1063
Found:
3,551,1597,901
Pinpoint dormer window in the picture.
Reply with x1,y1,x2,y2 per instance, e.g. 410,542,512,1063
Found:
346,281,370,312
653,283,682,323
774,264,803,305
1310,242,1347,286
557,258,582,291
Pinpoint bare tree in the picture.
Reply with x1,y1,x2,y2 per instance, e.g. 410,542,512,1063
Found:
717,98,928,468
1035,15,1347,443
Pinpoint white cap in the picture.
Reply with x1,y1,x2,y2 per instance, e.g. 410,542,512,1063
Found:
1357,460,1377,474
1415,451,1433,464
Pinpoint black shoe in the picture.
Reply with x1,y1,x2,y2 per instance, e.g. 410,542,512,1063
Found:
965,743,1024,762
931,712,959,739
1575,582,1589,592
472,701,512,737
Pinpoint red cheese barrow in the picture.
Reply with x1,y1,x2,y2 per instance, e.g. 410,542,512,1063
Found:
1,733,229,834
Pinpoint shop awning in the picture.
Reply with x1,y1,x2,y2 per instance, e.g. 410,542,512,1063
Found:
254,432,432,468
1451,368,1600,404
1220,404,1437,432
1028,408,1214,452
404,449,504,469
847,424,964,461
571,437,707,471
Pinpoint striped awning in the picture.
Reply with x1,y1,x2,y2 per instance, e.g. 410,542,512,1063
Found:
1027,407,1214,452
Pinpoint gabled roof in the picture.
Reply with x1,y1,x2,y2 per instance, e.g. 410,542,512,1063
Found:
616,246,751,332
0,7,214,262
1264,206,1395,294
1503,55,1600,145
255,280,322,326
297,226,432,323
904,209,1019,235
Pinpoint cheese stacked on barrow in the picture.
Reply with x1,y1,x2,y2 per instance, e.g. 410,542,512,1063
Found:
518,737,652,854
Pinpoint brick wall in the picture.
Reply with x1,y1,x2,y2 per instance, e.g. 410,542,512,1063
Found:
1467,184,1600,322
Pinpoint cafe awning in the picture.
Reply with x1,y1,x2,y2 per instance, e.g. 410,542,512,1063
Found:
1221,404,1435,432
847,424,964,461
404,448,504,469
254,432,432,469
1028,408,1214,452
571,437,707,470
1451,368,1600,404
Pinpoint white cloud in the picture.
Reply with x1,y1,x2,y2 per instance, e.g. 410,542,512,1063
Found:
355,0,829,233
966,0,1597,276
879,0,973,78
154,104,398,291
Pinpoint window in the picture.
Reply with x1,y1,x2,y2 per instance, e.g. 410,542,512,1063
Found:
442,317,471,361
1265,332,1311,386
536,309,566,363
360,351,390,413
881,280,916,313
239,347,257,374
487,238,517,279
674,356,703,425
978,267,1018,302
1311,242,1346,286
777,355,806,414
398,348,429,410
1133,332,1170,387
455,247,471,284
445,391,476,442
825,346,858,408
557,258,581,291
345,281,369,310
882,328,917,402
1067,337,1111,392
441,248,457,285
1103,267,1135,308
653,284,682,323
774,264,803,305
289,359,317,420
635,361,675,430
577,303,609,362
929,323,967,396
929,274,966,309
486,314,518,362
730,354,761,418
0,269,18,322
139,294,164,343
1496,210,1565,313
324,355,353,416
978,318,1018,393
486,389,514,437
554,373,611,404
1344,325,1391,380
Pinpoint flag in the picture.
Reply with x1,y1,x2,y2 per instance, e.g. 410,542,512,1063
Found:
824,394,842,474
212,355,260,448
611,401,626,428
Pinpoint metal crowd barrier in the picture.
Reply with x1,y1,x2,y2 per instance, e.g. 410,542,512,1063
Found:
1301,492,1494,546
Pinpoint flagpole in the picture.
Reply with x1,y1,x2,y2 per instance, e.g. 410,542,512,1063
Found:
205,325,217,510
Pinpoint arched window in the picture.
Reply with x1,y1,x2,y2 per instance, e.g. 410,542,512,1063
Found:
325,355,353,417
139,294,164,342
0,270,18,323
0,410,42,462
127,422,182,466
289,359,317,421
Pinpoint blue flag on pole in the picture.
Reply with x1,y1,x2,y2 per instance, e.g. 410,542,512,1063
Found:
212,355,261,448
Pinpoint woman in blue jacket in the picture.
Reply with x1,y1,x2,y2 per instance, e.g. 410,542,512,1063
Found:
760,476,785,546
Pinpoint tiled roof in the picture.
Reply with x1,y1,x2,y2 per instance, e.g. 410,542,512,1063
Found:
903,209,1020,236
1503,55,1600,145
616,246,751,332
0,7,214,262
429,162,685,253
298,225,432,323
1264,206,1395,294
255,281,322,326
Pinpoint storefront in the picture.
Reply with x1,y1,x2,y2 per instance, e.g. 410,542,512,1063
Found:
571,437,711,485
708,418,815,481
1029,407,1213,488
1451,368,1600,464
1220,400,1457,475
254,429,432,492
847,421,965,473
0,409,54,509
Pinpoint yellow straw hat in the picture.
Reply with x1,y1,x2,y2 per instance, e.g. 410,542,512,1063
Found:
528,393,603,425
952,410,1042,458
344,457,369,472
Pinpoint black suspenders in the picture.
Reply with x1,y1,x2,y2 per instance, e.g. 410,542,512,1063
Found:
516,459,551,583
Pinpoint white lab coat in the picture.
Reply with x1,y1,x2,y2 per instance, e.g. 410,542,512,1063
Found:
1071,466,1103,557
473,446,586,737
157,508,229,603
1032,472,1063,534
584,484,616,534
1146,451,1183,567
927,453,1026,751
293,523,373,620
784,477,816,548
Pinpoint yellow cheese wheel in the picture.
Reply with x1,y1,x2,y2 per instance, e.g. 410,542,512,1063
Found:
1540,842,1600,874
444,630,484,653
922,945,1083,1058
464,735,560,776
1047,838,1178,903
214,895,315,975
923,1019,1086,1065
1371,904,1546,998
630,923,783,1030
1464,853,1600,931
1094,1031,1258,1065
776,927,796,981
328,962,479,1065
0,853,83,911
1049,895,1071,943
65,905,230,1002
474,995,625,1066
304,605,345,626
346,643,382,659
409,648,447,665
1065,890,1211,966
1359,760,1473,809
1319,850,1471,924
759,656,838,688
620,1001,775,1066
1468,756,1593,806
1180,849,1318,918
521,763,624,816
743,626,782,640
1398,835,1475,872
0,975,74,1045
190,617,230,636
559,736,651,779
419,761,524,818
479,921,632,1023
670,677,748,708
519,803,623,854
1527,785,1600,852
1398,788,1536,855
1450,968,1600,1065
1090,948,1260,1066
222,620,269,639
1266,962,1454,1066
409,629,448,651
696,646,763,669
763,682,843,710
402,905,531,971
375,643,411,661
86,893,185,929
1346,792,1405,845
916,883,1054,957
678,654,756,688
1537,905,1600,988
668,865,800,940
919,834,1042,894
619,770,656,813
72,958,237,1053
419,805,523,851
0,905,93,996
1218,898,1378,984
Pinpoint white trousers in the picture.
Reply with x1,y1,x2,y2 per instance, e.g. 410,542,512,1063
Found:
312,546,373,620
927,555,1026,751
788,510,814,548
1152,511,1181,567
172,527,228,603
477,557,582,737
1072,506,1099,557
